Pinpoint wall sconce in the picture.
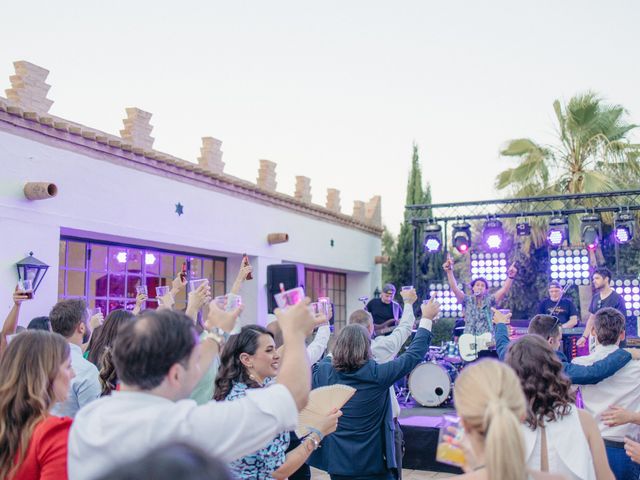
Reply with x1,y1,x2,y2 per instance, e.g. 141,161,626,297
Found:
16,252,50,293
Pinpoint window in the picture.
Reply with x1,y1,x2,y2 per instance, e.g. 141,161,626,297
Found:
58,238,226,314
305,268,347,332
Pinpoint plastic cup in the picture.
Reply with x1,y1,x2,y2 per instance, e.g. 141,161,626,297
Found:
436,414,466,468
213,296,227,309
227,295,242,310
274,287,305,310
318,297,331,317
401,285,414,291
17,279,34,299
309,302,321,315
189,278,209,292
156,286,171,297
136,285,148,296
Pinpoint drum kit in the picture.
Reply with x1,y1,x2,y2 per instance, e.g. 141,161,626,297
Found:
403,342,467,408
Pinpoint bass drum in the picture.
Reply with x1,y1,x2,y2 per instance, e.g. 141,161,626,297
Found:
408,361,457,407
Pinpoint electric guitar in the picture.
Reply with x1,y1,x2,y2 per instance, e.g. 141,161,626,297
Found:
374,318,397,336
458,333,495,361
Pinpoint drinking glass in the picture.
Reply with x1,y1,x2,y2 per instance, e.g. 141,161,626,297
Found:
436,414,466,468
17,279,34,299
136,285,148,296
189,278,209,291
156,286,171,297
274,287,305,310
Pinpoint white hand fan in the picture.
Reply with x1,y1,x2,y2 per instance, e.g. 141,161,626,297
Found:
295,384,356,438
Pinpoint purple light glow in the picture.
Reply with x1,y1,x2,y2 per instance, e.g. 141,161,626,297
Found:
547,229,564,246
145,253,157,265
116,252,127,263
614,227,631,244
486,234,502,249
425,238,441,252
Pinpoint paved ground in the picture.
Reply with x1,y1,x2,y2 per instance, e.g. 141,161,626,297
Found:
311,467,455,479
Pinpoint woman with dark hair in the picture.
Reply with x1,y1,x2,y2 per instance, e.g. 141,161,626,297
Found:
506,335,613,480
86,309,135,396
0,330,75,479
214,325,338,480
27,316,51,331
308,301,437,480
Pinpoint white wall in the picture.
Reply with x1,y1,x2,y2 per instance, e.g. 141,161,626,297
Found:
0,126,381,324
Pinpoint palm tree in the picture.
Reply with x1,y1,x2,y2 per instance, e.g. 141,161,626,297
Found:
496,92,640,246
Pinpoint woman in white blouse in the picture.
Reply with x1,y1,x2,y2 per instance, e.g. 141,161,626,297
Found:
506,335,614,480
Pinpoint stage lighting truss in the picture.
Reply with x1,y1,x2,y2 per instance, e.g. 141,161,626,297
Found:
581,214,602,251
470,252,508,288
549,248,590,286
482,218,504,250
612,278,640,317
428,283,462,316
452,221,471,254
614,212,635,244
423,223,442,253
546,216,569,248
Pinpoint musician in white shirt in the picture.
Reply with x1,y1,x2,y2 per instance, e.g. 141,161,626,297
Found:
572,307,640,480
69,301,322,480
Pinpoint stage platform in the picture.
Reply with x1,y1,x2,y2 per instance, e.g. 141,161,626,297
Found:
397,401,463,474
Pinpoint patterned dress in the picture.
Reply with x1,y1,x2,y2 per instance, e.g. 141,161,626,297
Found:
226,379,290,479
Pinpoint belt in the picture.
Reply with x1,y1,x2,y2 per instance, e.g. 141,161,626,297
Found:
604,439,625,449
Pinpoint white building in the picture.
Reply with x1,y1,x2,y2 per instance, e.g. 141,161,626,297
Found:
0,60,383,329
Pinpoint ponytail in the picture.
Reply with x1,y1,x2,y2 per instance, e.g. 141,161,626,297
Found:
484,398,527,480
453,360,528,480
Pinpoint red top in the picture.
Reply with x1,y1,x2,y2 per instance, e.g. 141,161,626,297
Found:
12,416,72,480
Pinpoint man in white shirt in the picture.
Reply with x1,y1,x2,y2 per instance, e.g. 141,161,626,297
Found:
69,300,323,480
49,299,101,418
349,289,440,479
572,307,640,480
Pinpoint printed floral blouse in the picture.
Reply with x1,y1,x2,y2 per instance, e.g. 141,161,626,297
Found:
226,378,290,479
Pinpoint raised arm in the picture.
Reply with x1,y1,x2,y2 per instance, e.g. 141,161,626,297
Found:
443,254,465,303
491,308,512,361
1,288,30,355
306,306,331,365
372,288,417,363
494,263,517,304
375,299,440,386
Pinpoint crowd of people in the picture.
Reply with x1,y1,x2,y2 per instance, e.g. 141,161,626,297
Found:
1,257,640,480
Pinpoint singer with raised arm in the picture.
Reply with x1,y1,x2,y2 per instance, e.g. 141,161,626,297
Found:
537,280,579,328
443,253,517,337
366,284,402,337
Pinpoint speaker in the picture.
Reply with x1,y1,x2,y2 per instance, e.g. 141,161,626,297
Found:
266,264,299,313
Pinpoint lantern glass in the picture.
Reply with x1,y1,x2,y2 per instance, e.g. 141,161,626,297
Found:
16,252,50,293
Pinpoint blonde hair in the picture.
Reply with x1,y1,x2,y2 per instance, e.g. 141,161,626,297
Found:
0,331,69,478
453,360,527,480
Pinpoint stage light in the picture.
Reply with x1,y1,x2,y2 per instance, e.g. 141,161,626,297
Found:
116,251,127,263
424,223,442,253
482,219,504,250
581,214,602,251
145,253,157,265
429,283,462,316
613,278,640,317
516,222,531,236
470,252,508,287
546,216,568,248
452,221,471,254
548,248,590,286
614,212,635,244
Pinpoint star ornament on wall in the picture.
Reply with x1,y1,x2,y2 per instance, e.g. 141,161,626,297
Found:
175,203,184,216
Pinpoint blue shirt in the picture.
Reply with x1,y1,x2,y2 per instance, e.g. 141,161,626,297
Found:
51,343,101,418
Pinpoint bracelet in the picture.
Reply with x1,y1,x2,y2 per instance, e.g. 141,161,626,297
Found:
305,426,324,442
304,434,319,451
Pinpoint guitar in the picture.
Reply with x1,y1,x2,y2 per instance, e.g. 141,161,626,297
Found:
458,333,495,362
374,318,397,336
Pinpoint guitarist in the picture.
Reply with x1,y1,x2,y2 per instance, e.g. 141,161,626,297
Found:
443,253,517,339
367,284,402,337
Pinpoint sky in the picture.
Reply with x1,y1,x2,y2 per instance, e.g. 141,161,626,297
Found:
1,1,639,235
